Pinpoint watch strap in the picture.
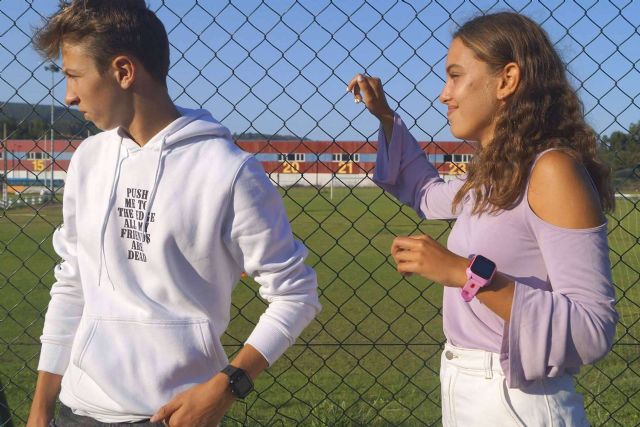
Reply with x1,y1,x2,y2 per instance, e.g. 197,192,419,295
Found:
222,364,236,376
461,276,484,302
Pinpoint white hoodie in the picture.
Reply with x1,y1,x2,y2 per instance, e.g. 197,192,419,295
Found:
38,108,321,422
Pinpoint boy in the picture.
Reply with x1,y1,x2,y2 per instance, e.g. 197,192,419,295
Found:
27,1,320,426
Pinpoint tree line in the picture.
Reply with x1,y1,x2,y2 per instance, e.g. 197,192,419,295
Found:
1,102,96,140
600,120,640,173
1,103,302,141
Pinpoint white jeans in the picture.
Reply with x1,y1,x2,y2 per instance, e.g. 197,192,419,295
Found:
440,343,589,426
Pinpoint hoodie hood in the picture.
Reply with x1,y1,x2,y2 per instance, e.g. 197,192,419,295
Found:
116,107,232,153
98,107,232,288
145,107,232,148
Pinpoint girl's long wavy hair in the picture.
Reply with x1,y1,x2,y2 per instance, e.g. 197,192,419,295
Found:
450,12,614,214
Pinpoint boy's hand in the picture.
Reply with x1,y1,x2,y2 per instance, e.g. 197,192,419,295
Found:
150,373,235,427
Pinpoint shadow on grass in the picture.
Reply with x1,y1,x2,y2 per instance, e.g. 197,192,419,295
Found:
0,380,13,427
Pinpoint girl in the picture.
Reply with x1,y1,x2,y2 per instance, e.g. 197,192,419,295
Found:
348,12,617,426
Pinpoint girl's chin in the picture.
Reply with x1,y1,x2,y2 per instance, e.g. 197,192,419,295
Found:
450,128,479,143
449,127,467,140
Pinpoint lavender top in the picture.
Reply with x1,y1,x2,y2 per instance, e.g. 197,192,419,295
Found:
373,115,618,388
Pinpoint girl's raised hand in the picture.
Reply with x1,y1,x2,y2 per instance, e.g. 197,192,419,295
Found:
347,74,395,141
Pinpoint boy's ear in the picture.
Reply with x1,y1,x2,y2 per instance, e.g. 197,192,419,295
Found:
111,55,135,89
496,62,520,101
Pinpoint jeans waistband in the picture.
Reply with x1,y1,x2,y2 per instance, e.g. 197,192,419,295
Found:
56,404,163,426
443,343,503,379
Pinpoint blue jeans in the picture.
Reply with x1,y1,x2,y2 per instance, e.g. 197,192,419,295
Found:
51,404,165,427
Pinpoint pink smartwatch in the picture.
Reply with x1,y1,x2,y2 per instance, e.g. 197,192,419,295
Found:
461,254,497,302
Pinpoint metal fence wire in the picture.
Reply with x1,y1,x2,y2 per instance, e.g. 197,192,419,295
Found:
1,1,639,426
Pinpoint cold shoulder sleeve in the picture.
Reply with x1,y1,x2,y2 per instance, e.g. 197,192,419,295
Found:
373,114,464,219
502,211,618,388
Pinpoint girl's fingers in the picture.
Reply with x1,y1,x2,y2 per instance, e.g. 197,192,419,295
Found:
346,74,364,101
347,74,375,104
391,236,428,253
346,77,360,103
346,74,362,92
391,248,419,263
356,77,373,104
396,261,420,275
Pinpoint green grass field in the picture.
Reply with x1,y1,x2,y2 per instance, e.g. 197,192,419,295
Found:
1,187,639,426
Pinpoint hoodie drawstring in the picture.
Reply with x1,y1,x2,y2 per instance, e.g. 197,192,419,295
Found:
93,108,224,290
97,137,124,289
143,136,167,234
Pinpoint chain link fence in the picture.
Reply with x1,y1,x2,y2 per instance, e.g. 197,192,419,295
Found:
1,1,639,425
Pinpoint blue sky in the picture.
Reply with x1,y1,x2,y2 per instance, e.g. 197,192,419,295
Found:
0,0,638,141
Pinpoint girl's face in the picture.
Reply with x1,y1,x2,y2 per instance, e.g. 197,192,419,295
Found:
440,38,502,146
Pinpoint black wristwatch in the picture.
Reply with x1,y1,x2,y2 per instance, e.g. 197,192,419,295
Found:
221,364,254,399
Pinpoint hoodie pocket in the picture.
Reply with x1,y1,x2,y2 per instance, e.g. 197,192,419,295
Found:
70,316,226,415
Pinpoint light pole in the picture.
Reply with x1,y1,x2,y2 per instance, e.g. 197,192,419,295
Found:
2,123,7,207
44,63,60,196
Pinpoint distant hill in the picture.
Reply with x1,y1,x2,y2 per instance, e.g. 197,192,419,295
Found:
0,102,301,141
0,101,83,123
1,101,96,139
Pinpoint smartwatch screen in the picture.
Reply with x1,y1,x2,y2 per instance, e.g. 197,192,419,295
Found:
470,255,496,279
234,374,253,392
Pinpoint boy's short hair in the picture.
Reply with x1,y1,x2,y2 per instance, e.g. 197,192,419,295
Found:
34,0,170,84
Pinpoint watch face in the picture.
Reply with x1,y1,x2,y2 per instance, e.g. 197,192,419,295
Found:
233,374,253,393
230,369,253,398
470,255,496,279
